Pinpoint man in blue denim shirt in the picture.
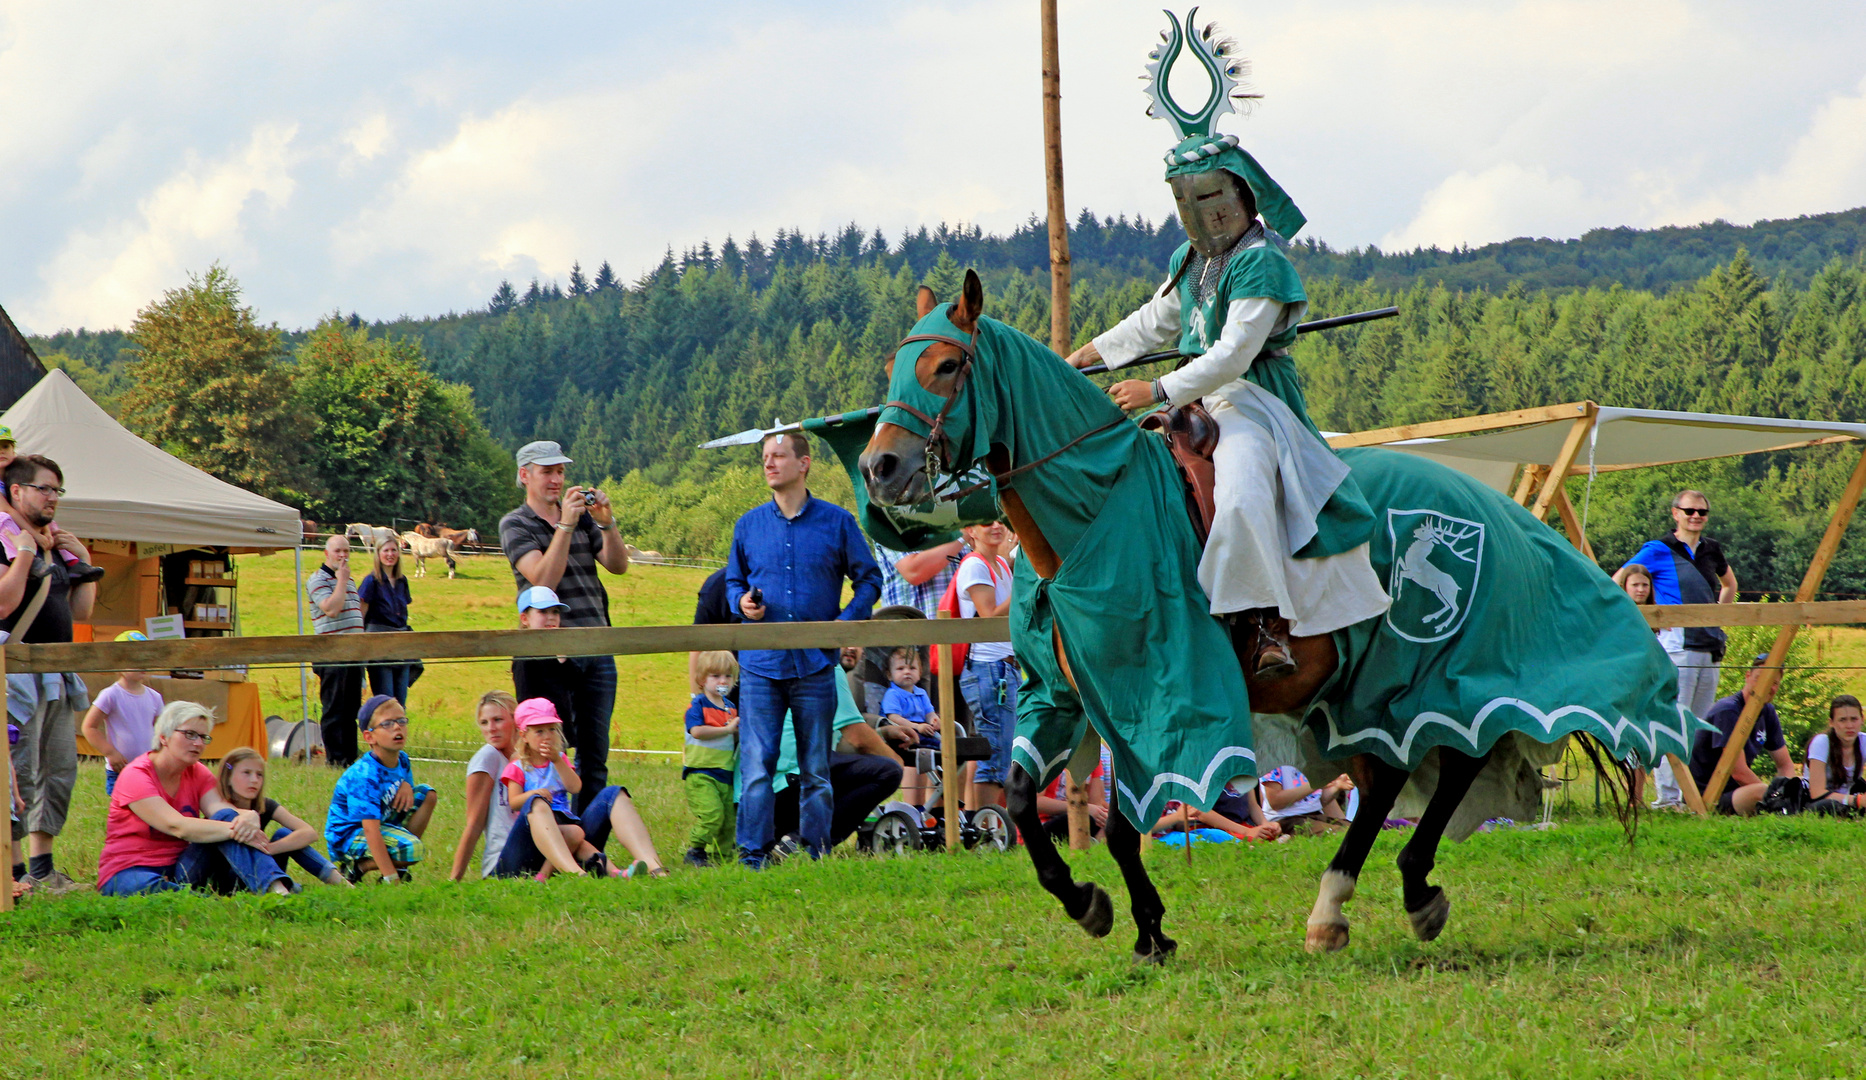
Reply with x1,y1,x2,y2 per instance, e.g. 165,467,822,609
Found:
726,432,882,864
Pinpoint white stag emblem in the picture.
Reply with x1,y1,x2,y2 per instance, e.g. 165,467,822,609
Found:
1385,510,1486,643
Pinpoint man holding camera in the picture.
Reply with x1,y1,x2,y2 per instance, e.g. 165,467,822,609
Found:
499,440,629,812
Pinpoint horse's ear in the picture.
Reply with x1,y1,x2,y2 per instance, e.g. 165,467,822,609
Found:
953,269,984,329
915,286,937,318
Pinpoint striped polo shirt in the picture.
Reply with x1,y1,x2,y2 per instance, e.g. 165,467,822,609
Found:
498,504,611,628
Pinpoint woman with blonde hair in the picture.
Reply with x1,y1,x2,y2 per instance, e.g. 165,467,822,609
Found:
97,702,294,896
216,747,348,886
358,538,416,704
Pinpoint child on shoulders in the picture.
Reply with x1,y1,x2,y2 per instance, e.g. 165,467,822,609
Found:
324,694,439,883
682,651,739,868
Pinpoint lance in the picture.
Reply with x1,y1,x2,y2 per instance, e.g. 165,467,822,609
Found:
697,305,1399,449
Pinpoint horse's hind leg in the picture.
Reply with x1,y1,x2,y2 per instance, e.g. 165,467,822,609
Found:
1307,754,1408,953
1007,767,1113,938
1396,747,1490,942
1105,806,1174,963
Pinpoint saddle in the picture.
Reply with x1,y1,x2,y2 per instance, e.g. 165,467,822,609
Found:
1138,403,1219,546
1139,402,1297,679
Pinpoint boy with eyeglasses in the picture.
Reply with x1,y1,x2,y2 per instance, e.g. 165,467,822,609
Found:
1614,488,1738,807
324,694,439,883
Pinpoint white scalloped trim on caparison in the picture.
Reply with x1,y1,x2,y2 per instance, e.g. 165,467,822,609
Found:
1312,697,1700,767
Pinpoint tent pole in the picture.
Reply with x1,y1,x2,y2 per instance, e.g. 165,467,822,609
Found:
295,540,310,758
1699,444,1866,811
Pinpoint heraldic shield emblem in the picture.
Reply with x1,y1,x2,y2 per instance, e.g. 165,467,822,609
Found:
1384,508,1486,643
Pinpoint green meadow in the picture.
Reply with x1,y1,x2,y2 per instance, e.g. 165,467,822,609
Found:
7,765,1866,1078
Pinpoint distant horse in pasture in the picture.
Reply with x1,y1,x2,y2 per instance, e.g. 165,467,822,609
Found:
400,532,458,578
345,523,396,551
413,522,441,539
438,527,480,550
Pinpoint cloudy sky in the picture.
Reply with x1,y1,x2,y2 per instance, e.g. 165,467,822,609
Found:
3,0,1863,334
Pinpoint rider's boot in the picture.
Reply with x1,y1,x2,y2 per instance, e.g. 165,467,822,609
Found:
1229,608,1297,680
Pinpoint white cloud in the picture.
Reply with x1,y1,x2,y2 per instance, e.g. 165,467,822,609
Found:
2,1,1864,331
31,123,299,331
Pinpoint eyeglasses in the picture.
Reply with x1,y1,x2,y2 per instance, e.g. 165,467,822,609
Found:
174,729,211,744
1675,507,1710,517
369,717,409,730
19,483,64,498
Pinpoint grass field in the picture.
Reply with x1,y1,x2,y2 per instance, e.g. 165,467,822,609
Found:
232,547,711,754
9,760,1866,1078
21,550,1866,1074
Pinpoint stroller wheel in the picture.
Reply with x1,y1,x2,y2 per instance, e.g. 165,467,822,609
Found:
869,810,924,857
969,805,1018,853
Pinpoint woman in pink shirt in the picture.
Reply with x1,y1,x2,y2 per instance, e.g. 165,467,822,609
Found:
97,701,294,896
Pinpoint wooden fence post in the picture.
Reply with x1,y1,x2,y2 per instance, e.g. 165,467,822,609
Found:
1065,774,1091,851
1700,445,1866,810
936,613,962,852
1039,0,1071,358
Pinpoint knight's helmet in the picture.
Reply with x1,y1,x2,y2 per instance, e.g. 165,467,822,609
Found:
1144,8,1306,258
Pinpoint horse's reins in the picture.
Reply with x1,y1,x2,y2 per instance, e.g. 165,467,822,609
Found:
885,323,1128,504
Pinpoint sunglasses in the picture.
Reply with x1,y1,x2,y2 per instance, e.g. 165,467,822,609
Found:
1675,507,1709,517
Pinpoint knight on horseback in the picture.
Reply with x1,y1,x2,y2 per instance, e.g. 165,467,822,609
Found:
1065,9,1388,678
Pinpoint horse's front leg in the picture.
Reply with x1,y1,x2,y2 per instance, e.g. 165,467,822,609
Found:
1104,806,1174,963
1007,767,1113,938
1395,747,1491,942
1307,753,1408,953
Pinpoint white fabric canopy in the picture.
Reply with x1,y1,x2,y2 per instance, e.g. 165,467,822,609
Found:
1340,406,1866,492
0,369,301,549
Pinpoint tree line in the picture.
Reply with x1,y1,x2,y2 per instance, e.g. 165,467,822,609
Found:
25,207,1866,596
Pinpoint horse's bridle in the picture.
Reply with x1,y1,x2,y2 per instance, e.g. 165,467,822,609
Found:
883,325,980,497
884,320,1130,504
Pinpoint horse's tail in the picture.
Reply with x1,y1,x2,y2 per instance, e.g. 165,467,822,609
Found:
1571,734,1640,845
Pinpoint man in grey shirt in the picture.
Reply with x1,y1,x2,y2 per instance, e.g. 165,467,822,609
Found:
307,534,365,766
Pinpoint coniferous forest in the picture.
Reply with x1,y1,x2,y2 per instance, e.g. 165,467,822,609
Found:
29,206,1866,594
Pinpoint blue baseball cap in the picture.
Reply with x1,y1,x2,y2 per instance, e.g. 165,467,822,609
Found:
517,586,569,614
357,693,402,730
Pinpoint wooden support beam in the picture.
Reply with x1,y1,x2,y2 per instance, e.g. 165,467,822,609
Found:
1700,445,1866,811
1668,754,1706,816
1039,0,1071,357
6,616,1015,675
1328,401,1594,450
1066,775,1091,851
1551,486,1596,560
936,613,962,852
1642,600,1866,629
1532,411,1598,520
1513,465,1546,507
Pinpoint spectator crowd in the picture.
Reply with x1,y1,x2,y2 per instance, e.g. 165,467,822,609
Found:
5,433,1860,902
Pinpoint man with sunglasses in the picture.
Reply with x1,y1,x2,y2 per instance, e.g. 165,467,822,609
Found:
0,454,99,894
1615,489,1737,806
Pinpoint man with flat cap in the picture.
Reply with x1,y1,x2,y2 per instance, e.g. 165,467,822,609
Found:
499,440,629,812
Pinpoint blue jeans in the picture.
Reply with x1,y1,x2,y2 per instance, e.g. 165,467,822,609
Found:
104,768,118,796
493,784,628,877
961,657,1020,786
737,667,836,859
367,663,414,705
268,827,336,882
100,809,293,896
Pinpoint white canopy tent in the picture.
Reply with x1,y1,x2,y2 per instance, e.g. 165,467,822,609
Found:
0,369,301,548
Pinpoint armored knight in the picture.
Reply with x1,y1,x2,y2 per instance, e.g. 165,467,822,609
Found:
1066,9,1389,676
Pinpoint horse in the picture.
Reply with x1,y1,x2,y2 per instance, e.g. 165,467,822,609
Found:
438,527,479,550
345,523,395,552
413,522,442,539
854,272,1688,958
399,533,458,578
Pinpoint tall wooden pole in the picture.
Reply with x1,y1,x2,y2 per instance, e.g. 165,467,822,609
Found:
1040,0,1071,357
936,614,962,852
1700,445,1866,810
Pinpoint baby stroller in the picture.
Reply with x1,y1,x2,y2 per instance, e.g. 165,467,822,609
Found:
849,606,1019,855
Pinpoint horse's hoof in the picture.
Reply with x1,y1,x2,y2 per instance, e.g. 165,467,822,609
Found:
1075,883,1115,938
1133,935,1178,965
1305,920,1350,953
1407,888,1451,942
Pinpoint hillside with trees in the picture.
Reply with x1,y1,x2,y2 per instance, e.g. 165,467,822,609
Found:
26,207,1866,594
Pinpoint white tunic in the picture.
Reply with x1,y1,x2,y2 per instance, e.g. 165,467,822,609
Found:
1091,273,1390,636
